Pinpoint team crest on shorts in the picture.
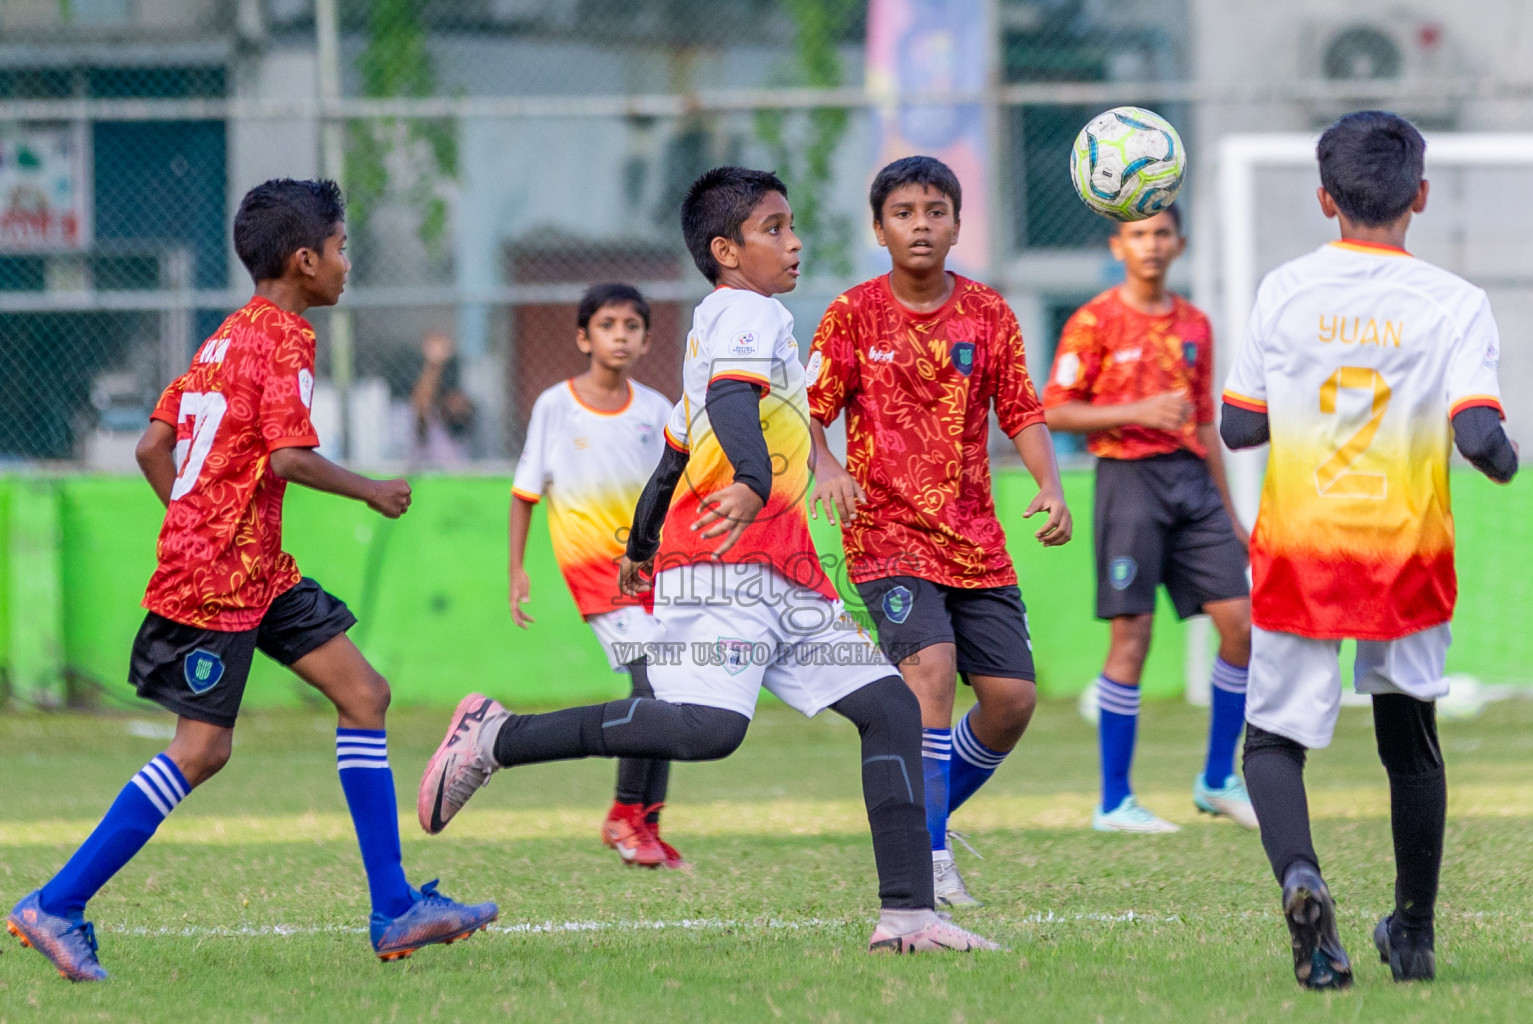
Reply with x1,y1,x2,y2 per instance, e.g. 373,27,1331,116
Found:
950,341,975,377
715,638,754,677
882,585,915,625
1108,557,1138,591
184,649,225,694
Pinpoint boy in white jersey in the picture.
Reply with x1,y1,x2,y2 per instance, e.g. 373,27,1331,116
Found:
510,283,682,869
1222,111,1518,990
419,167,998,953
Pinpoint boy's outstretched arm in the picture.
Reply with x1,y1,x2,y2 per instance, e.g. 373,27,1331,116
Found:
1452,406,1519,483
508,497,536,627
619,442,690,595
1010,422,1072,546
269,446,412,518
808,420,866,525
136,420,178,508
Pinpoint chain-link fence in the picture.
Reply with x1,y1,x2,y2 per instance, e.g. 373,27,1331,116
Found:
2,0,1531,469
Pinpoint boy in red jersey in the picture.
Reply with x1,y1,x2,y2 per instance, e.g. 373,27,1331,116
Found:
6,179,495,982
807,156,1072,908
1043,206,1256,836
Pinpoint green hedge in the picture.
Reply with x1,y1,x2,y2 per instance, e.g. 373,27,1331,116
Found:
1,468,1526,710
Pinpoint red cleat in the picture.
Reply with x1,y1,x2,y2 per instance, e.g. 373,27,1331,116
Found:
646,803,690,871
601,801,665,868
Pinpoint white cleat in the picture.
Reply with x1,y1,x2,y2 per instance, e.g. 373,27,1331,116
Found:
1193,773,1259,829
1092,795,1181,834
933,851,981,907
868,918,1002,953
418,693,509,835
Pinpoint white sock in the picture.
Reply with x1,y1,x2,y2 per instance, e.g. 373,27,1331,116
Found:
878,907,941,935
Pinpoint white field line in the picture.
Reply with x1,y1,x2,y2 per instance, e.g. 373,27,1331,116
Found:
99,911,1183,940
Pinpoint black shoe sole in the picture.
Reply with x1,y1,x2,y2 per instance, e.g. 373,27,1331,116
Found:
1285,884,1353,990
1373,915,1436,982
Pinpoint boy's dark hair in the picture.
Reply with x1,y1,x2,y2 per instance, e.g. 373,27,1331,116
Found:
233,178,346,283
1119,201,1182,234
578,283,651,331
1316,111,1426,227
869,155,962,223
681,167,788,284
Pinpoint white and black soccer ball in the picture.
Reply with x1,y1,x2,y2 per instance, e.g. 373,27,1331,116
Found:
1069,106,1186,222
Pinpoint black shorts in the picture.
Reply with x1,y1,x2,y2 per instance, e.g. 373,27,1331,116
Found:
1094,451,1249,621
854,575,1035,683
129,578,357,729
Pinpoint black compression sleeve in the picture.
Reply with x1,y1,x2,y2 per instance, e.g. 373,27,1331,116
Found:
1220,402,1270,450
625,443,688,563
1452,405,1518,483
705,378,773,506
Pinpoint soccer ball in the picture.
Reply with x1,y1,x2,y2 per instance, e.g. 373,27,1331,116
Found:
1069,106,1185,222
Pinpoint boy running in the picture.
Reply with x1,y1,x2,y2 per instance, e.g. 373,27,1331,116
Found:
1043,205,1257,834
419,166,997,953
807,156,1072,907
510,283,683,868
5,179,496,981
1222,111,1517,989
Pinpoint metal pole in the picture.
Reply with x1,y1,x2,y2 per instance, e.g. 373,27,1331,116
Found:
316,0,352,463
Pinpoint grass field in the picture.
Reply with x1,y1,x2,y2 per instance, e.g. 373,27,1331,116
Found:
4,697,1533,1023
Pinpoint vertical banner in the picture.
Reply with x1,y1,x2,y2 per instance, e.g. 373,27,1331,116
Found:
0,123,91,252
866,0,991,278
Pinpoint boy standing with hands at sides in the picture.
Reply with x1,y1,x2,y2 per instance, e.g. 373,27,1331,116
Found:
1043,205,1257,835
1223,111,1516,990
421,166,999,953
509,282,684,869
7,179,496,982
807,156,1072,908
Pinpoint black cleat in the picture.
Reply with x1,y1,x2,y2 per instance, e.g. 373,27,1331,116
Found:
1281,863,1353,990
1374,914,1436,982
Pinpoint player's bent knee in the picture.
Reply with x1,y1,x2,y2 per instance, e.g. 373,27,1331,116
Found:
169,734,233,786
1372,693,1442,776
833,674,919,737
672,705,749,760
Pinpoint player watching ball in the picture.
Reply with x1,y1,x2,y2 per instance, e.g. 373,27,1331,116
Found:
1222,110,1518,990
1044,204,1257,835
509,283,685,869
5,179,497,982
807,156,1071,907
419,166,999,953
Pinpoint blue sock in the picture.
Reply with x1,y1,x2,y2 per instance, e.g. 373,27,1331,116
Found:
1203,657,1249,789
38,753,189,918
336,729,414,919
921,728,952,852
1097,676,1140,813
949,709,1008,813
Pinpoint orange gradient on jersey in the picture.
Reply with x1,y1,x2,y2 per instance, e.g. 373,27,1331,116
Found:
543,483,649,616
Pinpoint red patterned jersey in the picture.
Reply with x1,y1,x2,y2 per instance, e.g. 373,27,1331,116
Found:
143,297,321,630
1043,289,1214,460
807,274,1046,588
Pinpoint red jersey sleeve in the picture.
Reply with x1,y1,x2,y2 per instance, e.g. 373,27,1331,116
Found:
1192,309,1216,425
150,377,183,428
806,293,861,426
1042,305,1106,409
260,323,321,452
994,305,1045,437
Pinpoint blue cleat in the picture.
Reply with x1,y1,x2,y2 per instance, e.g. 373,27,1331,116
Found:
370,880,498,961
6,890,109,982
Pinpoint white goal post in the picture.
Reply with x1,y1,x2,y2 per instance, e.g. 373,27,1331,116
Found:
1179,132,1533,704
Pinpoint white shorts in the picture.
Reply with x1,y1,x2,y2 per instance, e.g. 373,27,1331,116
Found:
644,561,893,720
1246,623,1452,749
587,605,660,673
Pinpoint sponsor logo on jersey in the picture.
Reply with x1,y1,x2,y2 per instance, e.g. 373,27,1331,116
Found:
805,350,824,385
950,341,975,377
868,348,895,364
184,649,226,694
1108,557,1137,591
1112,347,1142,364
882,584,915,625
1054,352,1080,387
731,331,759,356
1182,340,1198,366
197,337,231,364
298,367,315,409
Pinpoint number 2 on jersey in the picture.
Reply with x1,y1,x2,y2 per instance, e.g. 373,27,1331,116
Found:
1315,366,1391,499
170,391,228,500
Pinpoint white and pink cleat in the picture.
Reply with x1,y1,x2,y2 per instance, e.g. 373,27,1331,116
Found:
418,693,509,835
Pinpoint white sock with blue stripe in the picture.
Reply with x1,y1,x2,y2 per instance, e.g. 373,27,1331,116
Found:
335,729,413,919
